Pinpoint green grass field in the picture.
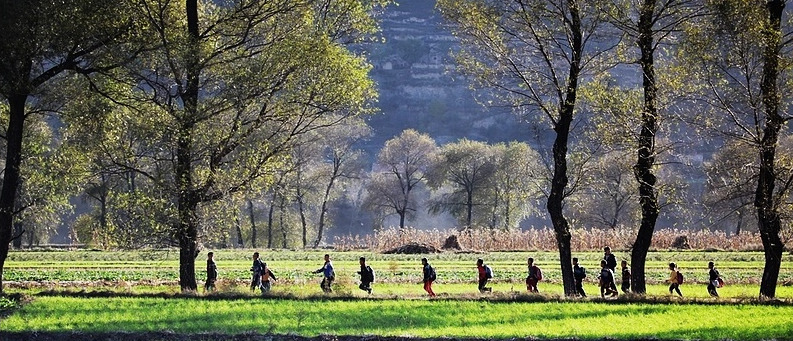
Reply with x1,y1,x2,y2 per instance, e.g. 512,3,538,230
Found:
2,249,793,340
2,295,792,340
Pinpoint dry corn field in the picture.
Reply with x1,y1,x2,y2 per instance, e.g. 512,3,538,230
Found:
334,227,770,252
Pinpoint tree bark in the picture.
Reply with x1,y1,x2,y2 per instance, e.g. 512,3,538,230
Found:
314,165,339,248
630,0,660,295
296,187,308,248
234,216,243,248
0,94,28,293
755,0,786,299
279,195,288,248
267,191,276,248
176,0,201,292
248,200,256,248
544,0,582,298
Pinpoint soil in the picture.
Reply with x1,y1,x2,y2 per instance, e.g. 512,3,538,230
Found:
441,235,462,250
382,242,440,254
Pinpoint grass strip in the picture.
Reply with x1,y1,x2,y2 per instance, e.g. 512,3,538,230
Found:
2,295,792,340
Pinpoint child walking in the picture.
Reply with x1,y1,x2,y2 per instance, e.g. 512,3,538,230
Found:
205,252,218,292
422,258,437,297
599,260,618,298
526,257,541,293
313,254,335,293
667,262,683,297
707,261,721,297
358,257,374,294
476,258,492,293
621,260,631,294
573,257,586,297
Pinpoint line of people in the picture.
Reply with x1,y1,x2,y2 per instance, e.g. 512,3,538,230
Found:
204,248,724,298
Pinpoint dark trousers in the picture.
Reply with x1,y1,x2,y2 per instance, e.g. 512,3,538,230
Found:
574,279,586,297
321,276,334,293
205,277,216,292
250,273,261,291
478,278,491,292
359,281,372,293
669,283,682,296
707,282,718,297
621,281,631,294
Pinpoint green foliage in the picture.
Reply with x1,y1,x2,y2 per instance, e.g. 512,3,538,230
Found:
364,129,438,229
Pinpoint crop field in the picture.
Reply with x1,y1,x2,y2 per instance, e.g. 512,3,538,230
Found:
2,249,793,340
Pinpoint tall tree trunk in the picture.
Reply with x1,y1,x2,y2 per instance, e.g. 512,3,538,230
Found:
235,216,244,248
756,0,786,299
465,189,473,228
314,176,337,248
0,94,28,293
280,195,287,248
12,221,22,249
177,0,201,292
630,0,660,295
248,200,256,248
267,191,276,248
296,188,308,248
545,0,582,298
735,209,743,236
399,196,408,229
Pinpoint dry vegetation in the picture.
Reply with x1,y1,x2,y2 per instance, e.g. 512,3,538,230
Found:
334,227,766,252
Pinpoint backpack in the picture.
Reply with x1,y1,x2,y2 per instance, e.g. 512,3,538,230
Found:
676,271,684,284
429,266,437,281
534,266,543,281
574,266,586,280
367,266,375,282
484,265,493,279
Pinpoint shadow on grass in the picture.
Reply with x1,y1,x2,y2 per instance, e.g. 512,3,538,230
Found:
31,289,793,307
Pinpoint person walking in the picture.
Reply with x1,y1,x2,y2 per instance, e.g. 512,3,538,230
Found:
357,257,374,294
314,254,335,293
667,262,683,297
260,262,278,294
422,258,437,297
599,259,618,298
250,252,265,292
603,246,619,294
476,258,492,293
621,260,631,294
707,261,721,297
573,257,586,298
526,257,542,293
205,252,218,292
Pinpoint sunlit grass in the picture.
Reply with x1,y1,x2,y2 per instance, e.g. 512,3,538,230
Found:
6,249,793,286
2,296,791,340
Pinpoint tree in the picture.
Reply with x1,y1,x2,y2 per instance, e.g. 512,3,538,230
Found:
682,0,791,298
569,151,639,230
592,0,702,294
74,0,381,290
703,141,759,235
313,117,371,247
486,142,544,230
364,129,437,229
438,0,607,296
0,0,143,293
426,139,496,228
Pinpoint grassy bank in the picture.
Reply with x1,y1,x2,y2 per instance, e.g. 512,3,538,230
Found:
2,295,792,340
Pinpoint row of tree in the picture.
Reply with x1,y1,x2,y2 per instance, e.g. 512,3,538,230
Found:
436,0,790,299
